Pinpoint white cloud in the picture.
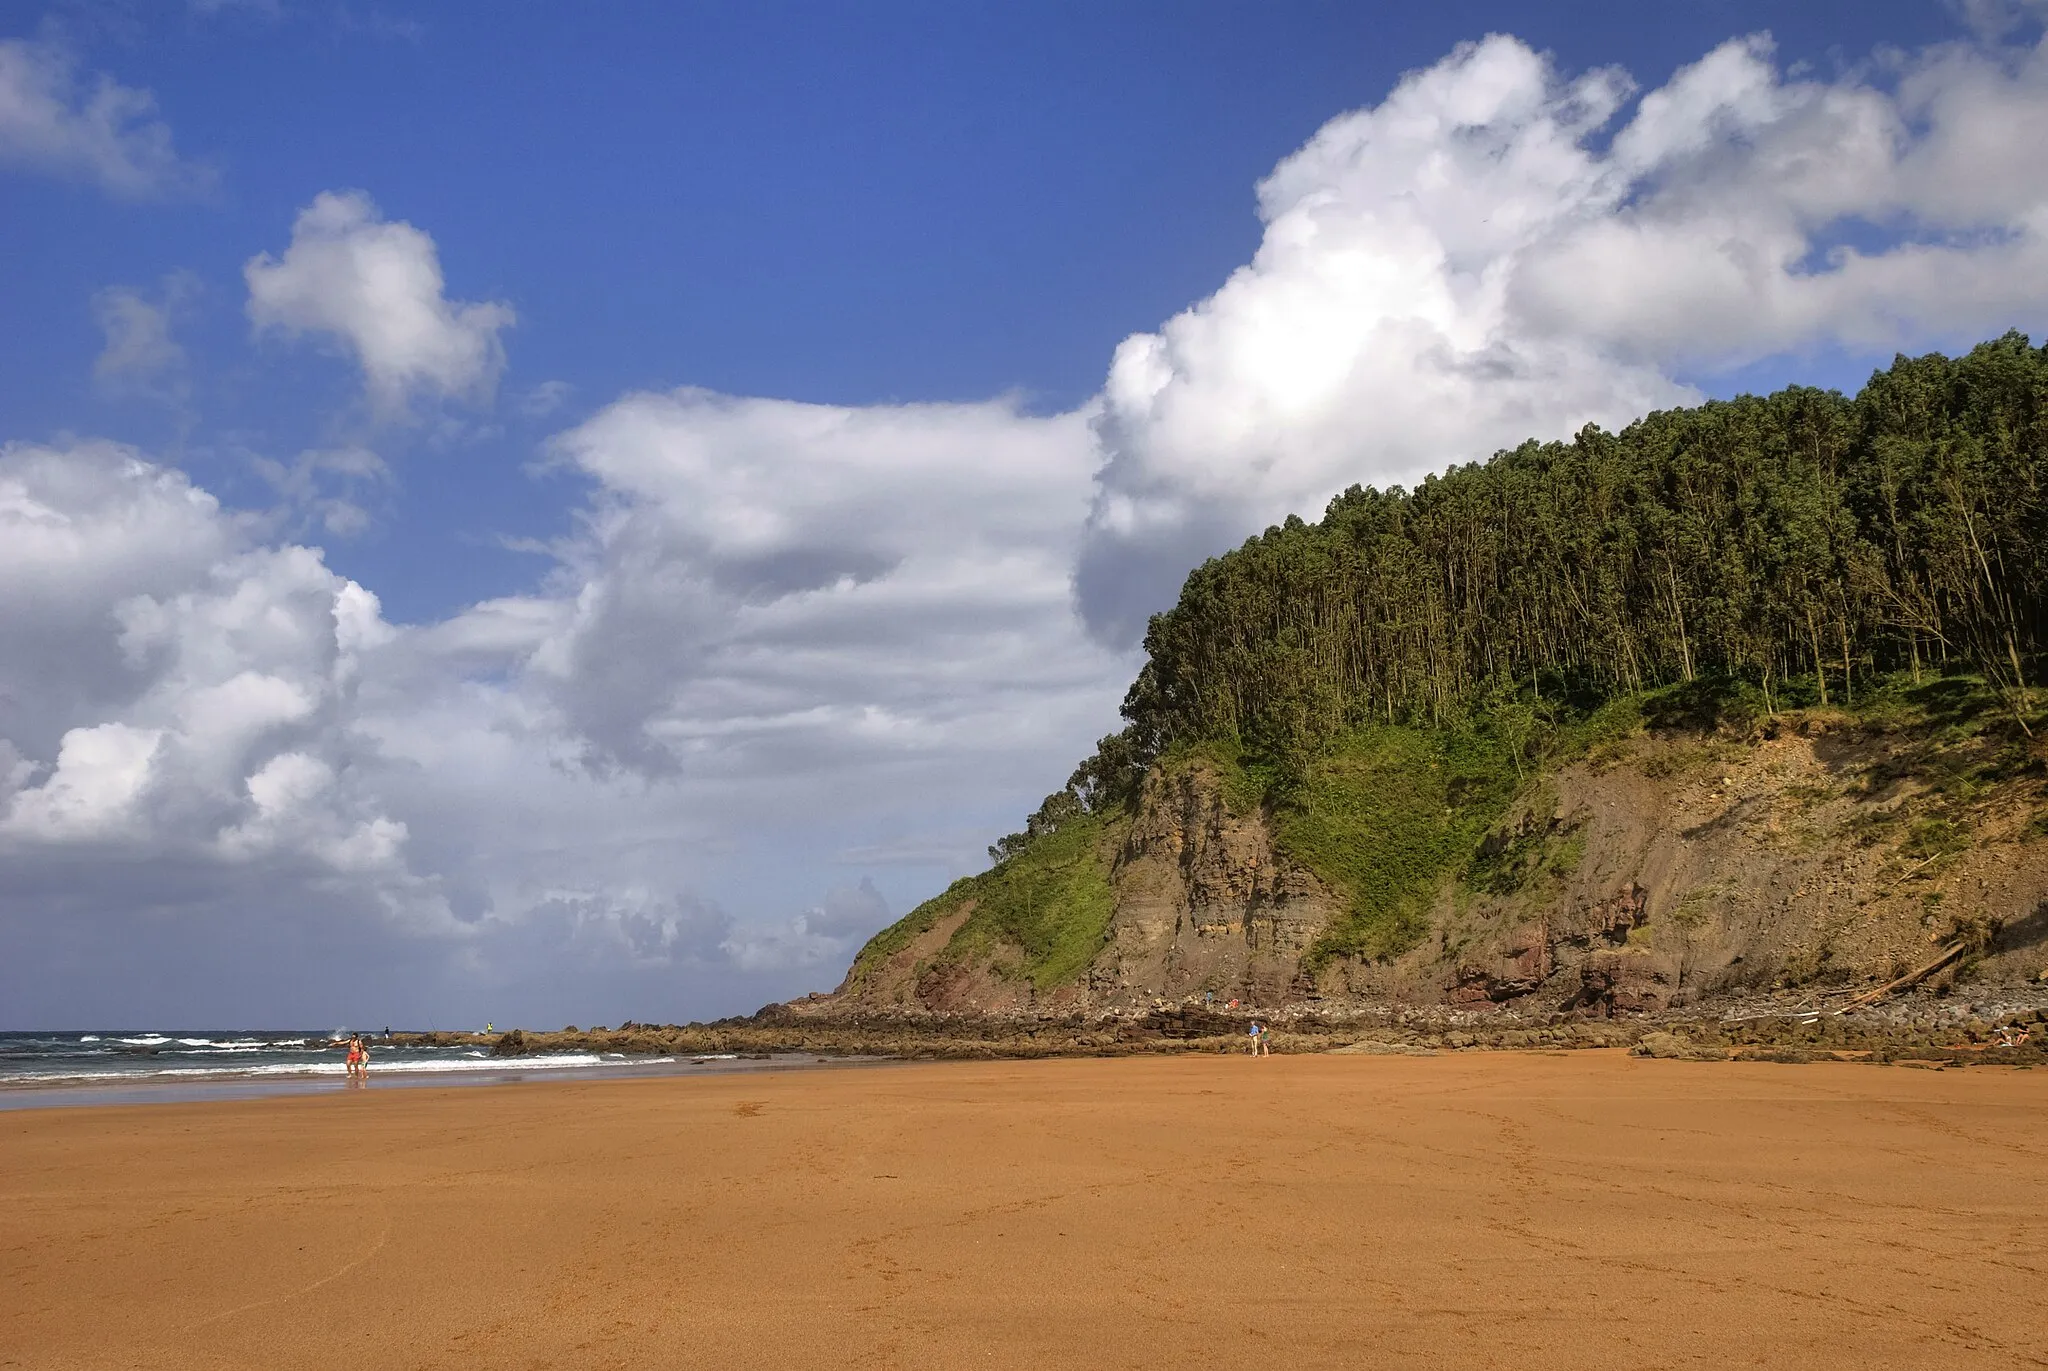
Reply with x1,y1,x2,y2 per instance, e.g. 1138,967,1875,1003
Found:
0,441,238,763
520,379,573,417
1077,30,2048,643
0,442,419,910
92,271,199,401
0,409,1127,1019
2,722,162,841
1950,0,2048,40
526,390,1120,776
245,191,515,416
251,445,392,537
0,38,213,198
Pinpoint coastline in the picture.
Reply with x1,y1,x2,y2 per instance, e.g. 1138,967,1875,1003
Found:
0,1050,891,1112
8,993,2043,1111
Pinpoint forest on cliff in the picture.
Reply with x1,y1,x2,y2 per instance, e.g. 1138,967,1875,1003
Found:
1037,332,2048,830
849,335,2048,1000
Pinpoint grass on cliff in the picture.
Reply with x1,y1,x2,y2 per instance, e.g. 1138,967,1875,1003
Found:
947,812,1119,989
843,874,977,990
850,668,2043,997
846,812,1120,993
1288,726,1520,966
1187,725,1521,969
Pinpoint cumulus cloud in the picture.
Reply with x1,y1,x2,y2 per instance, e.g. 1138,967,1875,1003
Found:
0,442,417,907
0,402,1126,1021
802,878,893,939
0,38,214,197
4,722,163,842
245,191,515,416
721,880,891,973
527,390,1118,776
1078,30,2048,643
0,442,237,760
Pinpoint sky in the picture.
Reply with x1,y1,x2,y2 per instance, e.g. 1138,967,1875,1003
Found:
4,0,2048,1029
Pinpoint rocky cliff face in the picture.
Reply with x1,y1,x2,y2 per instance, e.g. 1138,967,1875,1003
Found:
818,705,2048,1021
1087,763,1336,1006
1414,718,2048,1020
825,762,1330,1017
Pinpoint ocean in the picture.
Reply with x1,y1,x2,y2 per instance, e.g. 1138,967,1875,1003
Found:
0,1030,750,1103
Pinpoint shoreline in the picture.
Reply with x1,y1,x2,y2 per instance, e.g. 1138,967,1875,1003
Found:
0,1050,895,1112
9,988,2042,1113
6,1017,2041,1115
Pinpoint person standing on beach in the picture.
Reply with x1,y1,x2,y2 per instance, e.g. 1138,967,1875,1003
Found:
356,1035,370,1081
1248,1021,1262,1056
344,1034,363,1083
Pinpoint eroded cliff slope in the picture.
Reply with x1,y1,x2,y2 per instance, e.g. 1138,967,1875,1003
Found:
818,679,2048,1019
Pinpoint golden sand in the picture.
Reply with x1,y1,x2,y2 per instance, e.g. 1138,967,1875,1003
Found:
4,1051,2044,1369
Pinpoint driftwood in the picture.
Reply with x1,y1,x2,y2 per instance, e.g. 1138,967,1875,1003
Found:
1887,853,1946,888
1839,940,1970,1011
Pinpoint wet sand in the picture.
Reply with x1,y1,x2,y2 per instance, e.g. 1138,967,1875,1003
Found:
4,1051,2044,1370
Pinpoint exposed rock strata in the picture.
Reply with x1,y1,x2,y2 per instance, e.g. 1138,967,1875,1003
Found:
1091,764,1337,1006
822,715,2048,1023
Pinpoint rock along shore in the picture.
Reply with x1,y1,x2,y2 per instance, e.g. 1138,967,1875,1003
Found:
391,992,2048,1070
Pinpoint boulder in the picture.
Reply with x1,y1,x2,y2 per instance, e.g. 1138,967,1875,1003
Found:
1633,1031,1692,1059
1575,948,1669,1016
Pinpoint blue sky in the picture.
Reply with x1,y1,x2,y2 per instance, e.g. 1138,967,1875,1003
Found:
0,0,1968,619
3,0,2045,1027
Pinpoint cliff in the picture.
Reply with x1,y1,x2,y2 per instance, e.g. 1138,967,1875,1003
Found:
816,677,2048,1021
809,337,2048,1026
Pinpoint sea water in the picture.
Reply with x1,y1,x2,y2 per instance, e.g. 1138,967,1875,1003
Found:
0,1030,761,1106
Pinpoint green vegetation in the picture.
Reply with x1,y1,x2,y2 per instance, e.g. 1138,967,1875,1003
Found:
947,812,1119,990
1903,816,1970,861
1286,727,1519,965
1466,809,1586,898
849,812,1120,994
851,336,2048,989
841,875,976,989
1111,333,2048,775
1183,726,1521,966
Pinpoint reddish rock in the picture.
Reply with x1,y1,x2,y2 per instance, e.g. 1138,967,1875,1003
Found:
1575,948,1668,1016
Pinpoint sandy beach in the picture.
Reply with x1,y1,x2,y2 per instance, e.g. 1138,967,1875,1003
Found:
4,1051,2044,1370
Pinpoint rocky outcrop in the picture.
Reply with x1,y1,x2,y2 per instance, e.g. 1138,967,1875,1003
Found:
425,1003,2048,1068
1571,947,1671,1016
820,712,2048,1022
1090,764,1339,1006
1451,885,1650,1007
